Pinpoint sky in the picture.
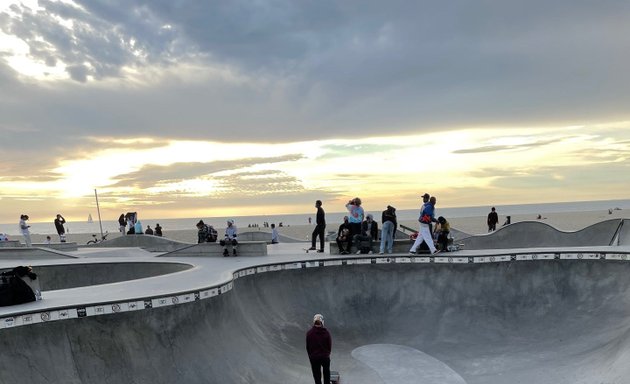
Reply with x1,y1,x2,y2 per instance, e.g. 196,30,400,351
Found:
0,0,629,224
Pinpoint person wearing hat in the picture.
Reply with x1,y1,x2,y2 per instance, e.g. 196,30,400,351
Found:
220,219,238,256
409,195,439,254
19,214,32,247
306,313,332,384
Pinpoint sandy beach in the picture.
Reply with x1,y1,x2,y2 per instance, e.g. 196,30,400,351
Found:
17,208,629,246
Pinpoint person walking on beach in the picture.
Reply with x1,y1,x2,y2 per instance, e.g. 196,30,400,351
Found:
409,195,438,254
154,223,163,237
306,314,332,384
345,197,364,241
220,219,238,256
54,214,66,242
308,200,326,253
19,214,32,247
380,205,397,254
487,207,498,232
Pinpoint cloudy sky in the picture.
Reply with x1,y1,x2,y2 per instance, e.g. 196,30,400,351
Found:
0,0,629,224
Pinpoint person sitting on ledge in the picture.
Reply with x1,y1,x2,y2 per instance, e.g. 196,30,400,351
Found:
220,220,238,257
354,213,378,254
336,216,351,255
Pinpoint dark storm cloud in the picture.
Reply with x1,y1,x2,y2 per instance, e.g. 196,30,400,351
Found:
1,0,630,147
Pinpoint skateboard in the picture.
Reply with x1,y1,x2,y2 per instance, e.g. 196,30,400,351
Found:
330,370,340,383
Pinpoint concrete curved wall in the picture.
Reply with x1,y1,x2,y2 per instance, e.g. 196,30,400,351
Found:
2,262,193,291
459,219,625,249
1,261,630,383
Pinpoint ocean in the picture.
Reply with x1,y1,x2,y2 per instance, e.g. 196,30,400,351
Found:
1,199,628,236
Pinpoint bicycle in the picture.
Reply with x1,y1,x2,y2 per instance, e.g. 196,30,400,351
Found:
86,231,109,245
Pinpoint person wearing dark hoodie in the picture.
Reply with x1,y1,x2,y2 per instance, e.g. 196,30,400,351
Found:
306,313,332,384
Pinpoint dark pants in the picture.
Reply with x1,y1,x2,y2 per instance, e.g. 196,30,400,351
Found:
336,237,350,253
437,231,449,251
309,356,330,384
312,224,326,250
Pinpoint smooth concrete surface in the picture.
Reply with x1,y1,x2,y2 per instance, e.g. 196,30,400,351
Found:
2,258,630,383
0,241,22,248
459,219,626,249
84,235,190,252
160,241,268,257
33,242,79,251
1,223,630,384
0,246,78,260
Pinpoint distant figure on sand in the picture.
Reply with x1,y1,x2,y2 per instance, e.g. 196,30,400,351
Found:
271,223,279,244
19,214,31,247
154,223,163,237
145,225,154,235
409,195,438,255
220,220,238,257
54,214,66,242
306,314,332,384
487,207,498,232
308,200,326,253
380,205,397,255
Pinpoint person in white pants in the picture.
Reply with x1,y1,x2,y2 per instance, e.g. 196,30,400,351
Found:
19,214,32,247
409,196,438,254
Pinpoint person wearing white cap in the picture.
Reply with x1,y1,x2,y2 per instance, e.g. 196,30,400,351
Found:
409,195,439,254
306,313,332,384
220,219,238,256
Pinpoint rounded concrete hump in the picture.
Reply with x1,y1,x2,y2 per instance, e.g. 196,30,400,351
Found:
351,344,467,384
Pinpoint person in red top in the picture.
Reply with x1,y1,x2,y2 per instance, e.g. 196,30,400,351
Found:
306,313,332,384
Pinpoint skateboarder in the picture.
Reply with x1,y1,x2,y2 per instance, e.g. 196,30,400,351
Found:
306,313,332,384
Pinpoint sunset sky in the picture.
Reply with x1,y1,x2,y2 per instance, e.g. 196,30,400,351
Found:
1,0,629,224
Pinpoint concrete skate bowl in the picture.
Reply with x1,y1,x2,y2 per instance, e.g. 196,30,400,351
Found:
460,219,628,249
2,261,193,291
3,260,630,383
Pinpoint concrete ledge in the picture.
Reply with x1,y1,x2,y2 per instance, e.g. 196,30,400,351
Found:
81,235,190,252
329,239,421,254
0,247,78,260
0,241,22,248
33,243,78,252
159,241,268,257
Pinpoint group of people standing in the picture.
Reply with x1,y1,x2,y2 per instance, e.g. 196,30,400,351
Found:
312,192,453,256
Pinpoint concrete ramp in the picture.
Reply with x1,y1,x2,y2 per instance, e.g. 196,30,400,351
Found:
0,247,77,260
88,235,191,252
2,261,630,383
459,219,623,249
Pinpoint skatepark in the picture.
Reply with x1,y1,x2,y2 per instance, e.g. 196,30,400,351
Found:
1,219,630,383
